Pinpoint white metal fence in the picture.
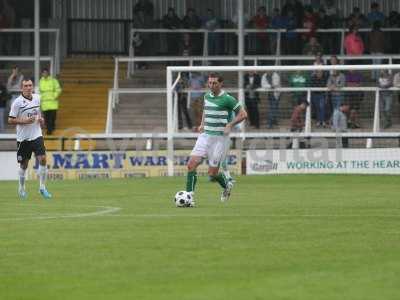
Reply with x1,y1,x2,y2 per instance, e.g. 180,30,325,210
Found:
0,28,60,74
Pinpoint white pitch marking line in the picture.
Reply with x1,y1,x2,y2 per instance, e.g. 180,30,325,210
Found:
0,206,122,221
99,214,400,218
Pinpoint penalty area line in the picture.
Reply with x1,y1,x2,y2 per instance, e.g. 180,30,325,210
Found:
0,206,122,221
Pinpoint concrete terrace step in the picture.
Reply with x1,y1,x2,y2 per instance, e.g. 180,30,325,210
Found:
56,58,113,133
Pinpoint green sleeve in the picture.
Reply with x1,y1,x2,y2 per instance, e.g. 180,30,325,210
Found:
226,95,241,113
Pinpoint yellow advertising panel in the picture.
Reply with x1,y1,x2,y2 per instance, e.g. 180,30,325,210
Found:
27,150,242,180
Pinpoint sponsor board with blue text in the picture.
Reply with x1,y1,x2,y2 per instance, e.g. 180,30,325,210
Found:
246,148,400,175
27,150,242,180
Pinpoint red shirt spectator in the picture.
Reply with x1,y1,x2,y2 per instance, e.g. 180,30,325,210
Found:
252,6,268,40
302,9,317,41
344,27,364,55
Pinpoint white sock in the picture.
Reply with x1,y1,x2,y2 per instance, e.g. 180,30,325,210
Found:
38,165,47,190
18,168,26,191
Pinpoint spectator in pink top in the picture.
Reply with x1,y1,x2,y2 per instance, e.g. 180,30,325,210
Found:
344,26,365,64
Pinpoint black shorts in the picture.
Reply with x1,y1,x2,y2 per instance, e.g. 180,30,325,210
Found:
16,136,46,163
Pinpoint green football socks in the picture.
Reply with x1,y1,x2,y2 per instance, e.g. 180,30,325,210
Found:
213,173,228,189
186,171,197,192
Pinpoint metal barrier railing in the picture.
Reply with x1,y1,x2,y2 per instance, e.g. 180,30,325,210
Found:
129,27,400,74
0,28,60,75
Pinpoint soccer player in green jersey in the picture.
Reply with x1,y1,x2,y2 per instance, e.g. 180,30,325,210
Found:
185,73,247,206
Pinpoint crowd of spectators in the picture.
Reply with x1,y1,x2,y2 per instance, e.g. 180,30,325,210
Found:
132,0,400,57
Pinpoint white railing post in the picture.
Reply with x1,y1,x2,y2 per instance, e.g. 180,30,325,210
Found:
55,29,60,74
367,89,381,148
113,57,119,107
128,29,135,78
173,91,179,132
166,67,174,176
106,90,113,134
276,30,281,65
50,57,54,76
305,89,312,133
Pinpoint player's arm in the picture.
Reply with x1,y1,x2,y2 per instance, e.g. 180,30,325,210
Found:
224,107,247,135
198,110,205,133
8,101,36,125
8,115,36,125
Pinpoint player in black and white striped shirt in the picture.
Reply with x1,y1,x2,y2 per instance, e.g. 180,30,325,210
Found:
8,79,52,199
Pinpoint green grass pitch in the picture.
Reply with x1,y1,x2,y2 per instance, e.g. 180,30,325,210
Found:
1,175,399,300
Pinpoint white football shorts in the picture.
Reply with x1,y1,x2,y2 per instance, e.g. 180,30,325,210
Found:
190,133,231,167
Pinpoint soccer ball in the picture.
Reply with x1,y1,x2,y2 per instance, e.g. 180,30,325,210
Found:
174,191,193,207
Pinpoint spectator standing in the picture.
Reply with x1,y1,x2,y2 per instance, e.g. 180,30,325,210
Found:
385,11,400,54
282,0,304,28
261,71,281,129
345,69,363,128
347,7,367,29
7,65,23,111
393,71,400,104
163,7,181,56
182,8,202,55
175,75,193,131
0,80,9,132
302,36,323,56
327,70,345,111
39,68,62,135
281,10,299,55
133,0,154,21
244,71,261,129
132,9,153,68
344,25,364,62
368,21,385,80
328,55,340,75
302,7,317,43
332,103,350,148
290,101,308,131
251,6,269,55
270,8,284,55
0,0,16,55
317,8,336,54
378,70,393,129
203,8,221,56
311,70,328,127
188,72,206,129
289,70,308,106
323,0,339,26
288,100,308,148
367,2,385,27
179,33,193,57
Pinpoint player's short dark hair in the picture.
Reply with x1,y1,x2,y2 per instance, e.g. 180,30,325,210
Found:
21,78,34,86
208,72,223,82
